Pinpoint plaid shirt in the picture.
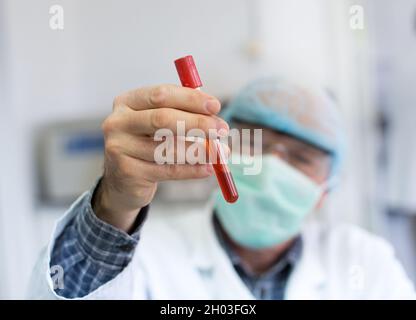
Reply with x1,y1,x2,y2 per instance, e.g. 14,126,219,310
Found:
50,184,148,298
51,183,302,299
213,215,302,300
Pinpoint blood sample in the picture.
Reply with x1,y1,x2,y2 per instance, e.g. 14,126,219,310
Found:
174,55,239,203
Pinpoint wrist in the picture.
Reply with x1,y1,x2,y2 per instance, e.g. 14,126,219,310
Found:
92,178,142,233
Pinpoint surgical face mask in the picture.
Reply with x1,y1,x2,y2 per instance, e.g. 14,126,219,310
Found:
214,155,323,249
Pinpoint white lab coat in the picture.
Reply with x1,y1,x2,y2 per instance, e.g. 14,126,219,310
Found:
28,194,415,300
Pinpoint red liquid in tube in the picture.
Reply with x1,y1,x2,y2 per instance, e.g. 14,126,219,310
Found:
206,139,239,203
174,55,239,203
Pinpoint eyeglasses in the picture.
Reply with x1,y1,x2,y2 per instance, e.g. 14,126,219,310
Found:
237,128,332,182
265,143,331,180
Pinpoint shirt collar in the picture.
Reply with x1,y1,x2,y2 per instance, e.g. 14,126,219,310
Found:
213,212,303,279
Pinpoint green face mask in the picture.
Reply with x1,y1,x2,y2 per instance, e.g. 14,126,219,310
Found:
214,155,323,249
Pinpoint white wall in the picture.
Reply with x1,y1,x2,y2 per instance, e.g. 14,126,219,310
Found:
0,0,366,298
368,0,416,282
323,0,380,230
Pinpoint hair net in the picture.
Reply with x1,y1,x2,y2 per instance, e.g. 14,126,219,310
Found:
221,77,345,176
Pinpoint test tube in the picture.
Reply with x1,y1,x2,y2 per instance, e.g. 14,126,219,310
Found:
174,55,239,203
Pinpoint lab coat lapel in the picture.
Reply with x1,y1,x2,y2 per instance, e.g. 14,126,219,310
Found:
189,206,327,300
190,205,255,300
285,224,327,300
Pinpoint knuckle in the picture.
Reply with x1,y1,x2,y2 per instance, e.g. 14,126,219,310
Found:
151,108,170,129
104,139,120,158
149,85,169,107
101,116,117,136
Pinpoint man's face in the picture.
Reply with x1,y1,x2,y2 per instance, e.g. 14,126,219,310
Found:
232,121,332,185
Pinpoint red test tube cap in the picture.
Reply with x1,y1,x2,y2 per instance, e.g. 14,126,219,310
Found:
174,55,203,89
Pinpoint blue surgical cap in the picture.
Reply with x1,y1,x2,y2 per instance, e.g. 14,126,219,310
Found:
221,77,346,176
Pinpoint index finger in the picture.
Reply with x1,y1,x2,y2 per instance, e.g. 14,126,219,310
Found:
116,84,221,115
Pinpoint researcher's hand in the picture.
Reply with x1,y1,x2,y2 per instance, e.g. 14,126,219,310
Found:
93,84,228,232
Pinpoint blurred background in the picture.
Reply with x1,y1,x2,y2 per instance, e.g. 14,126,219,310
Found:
1,0,416,298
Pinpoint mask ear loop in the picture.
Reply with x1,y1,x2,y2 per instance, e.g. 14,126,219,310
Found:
321,175,340,193
313,175,338,211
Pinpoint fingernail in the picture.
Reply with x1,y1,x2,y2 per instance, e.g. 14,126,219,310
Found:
216,121,229,137
204,99,220,114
